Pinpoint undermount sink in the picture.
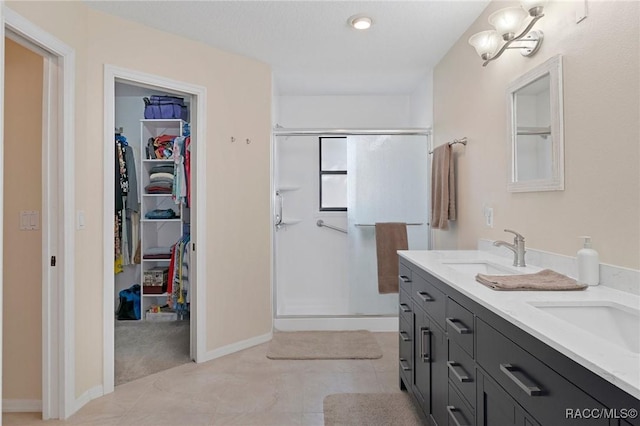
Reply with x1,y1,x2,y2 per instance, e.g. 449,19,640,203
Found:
441,260,517,275
528,301,640,354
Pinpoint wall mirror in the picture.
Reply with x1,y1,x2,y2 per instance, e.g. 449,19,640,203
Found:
507,55,564,192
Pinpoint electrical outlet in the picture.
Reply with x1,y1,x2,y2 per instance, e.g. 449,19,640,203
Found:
485,207,494,228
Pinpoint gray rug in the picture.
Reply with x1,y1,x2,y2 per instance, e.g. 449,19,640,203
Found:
115,320,191,386
323,393,423,426
266,330,383,360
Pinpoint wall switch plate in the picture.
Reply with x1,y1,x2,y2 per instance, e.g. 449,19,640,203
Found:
77,210,86,230
20,210,40,231
484,207,494,228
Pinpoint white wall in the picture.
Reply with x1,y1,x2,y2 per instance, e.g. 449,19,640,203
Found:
274,95,414,128
409,71,433,128
433,0,639,270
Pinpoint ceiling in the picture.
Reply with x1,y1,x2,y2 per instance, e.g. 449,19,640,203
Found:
85,1,490,96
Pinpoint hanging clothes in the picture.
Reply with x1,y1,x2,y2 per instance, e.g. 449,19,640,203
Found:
123,145,139,266
114,139,129,272
172,136,187,206
185,136,192,208
165,234,190,318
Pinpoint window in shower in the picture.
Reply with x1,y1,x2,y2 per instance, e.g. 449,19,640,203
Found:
319,137,347,211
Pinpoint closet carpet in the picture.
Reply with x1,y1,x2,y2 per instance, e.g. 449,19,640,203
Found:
115,319,191,386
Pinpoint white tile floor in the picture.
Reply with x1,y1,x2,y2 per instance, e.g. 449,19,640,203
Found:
3,332,400,426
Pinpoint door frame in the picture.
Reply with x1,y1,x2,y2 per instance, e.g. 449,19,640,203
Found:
102,65,207,395
2,6,76,420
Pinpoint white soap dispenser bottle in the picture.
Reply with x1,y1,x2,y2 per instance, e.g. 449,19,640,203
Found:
577,236,599,286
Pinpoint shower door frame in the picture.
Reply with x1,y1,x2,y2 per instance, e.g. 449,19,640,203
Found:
271,128,432,331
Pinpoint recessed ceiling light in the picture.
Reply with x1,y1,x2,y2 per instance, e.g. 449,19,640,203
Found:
349,15,372,30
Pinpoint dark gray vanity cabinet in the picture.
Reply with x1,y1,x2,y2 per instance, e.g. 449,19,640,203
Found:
398,257,640,426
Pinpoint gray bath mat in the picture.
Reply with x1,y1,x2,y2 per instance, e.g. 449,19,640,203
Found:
266,330,383,360
323,393,422,425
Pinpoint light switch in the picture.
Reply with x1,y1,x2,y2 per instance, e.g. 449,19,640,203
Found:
20,210,39,230
77,210,86,230
484,206,494,228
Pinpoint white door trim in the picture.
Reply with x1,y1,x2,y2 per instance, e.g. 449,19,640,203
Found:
103,65,207,395
3,6,76,420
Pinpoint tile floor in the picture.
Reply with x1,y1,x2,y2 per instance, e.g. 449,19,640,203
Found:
3,332,401,426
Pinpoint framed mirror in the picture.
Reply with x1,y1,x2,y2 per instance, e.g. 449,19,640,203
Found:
507,55,564,192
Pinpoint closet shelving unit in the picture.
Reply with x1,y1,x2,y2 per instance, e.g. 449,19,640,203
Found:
139,119,189,318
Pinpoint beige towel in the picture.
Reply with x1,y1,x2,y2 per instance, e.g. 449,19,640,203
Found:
375,223,408,294
431,144,456,230
476,269,587,291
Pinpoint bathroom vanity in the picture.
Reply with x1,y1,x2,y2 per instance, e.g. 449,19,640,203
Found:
398,250,640,426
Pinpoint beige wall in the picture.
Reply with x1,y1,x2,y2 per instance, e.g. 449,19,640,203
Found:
3,38,43,400
433,1,639,269
7,1,272,399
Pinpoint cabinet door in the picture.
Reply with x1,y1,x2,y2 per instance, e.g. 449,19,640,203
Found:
430,324,448,426
477,371,518,426
413,306,431,415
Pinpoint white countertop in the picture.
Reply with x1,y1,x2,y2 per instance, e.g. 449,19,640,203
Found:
398,250,640,400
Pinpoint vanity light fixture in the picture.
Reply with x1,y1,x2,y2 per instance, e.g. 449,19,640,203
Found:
468,0,547,67
349,15,372,30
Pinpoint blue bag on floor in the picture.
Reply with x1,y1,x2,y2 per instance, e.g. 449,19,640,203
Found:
117,284,141,320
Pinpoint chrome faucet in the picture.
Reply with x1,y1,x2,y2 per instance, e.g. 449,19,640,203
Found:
494,229,526,267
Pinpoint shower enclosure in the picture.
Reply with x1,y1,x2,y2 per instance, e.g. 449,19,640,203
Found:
273,130,430,322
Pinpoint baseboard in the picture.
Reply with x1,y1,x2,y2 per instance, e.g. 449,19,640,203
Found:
274,316,399,331
2,399,42,413
72,384,103,417
201,331,273,363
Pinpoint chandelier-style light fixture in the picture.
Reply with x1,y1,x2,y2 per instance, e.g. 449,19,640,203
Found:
468,0,547,67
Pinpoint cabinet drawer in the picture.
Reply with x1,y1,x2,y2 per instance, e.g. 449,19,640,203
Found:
448,340,476,408
412,272,446,328
398,261,412,293
448,383,474,426
477,319,609,426
399,288,413,328
399,316,413,372
446,297,474,358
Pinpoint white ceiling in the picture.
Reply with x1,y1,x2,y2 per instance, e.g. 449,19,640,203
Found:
86,1,490,96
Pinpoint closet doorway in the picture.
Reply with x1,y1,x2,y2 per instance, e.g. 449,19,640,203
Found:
103,67,207,394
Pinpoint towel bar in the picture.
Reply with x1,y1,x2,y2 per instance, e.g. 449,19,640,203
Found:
316,219,347,234
355,223,424,226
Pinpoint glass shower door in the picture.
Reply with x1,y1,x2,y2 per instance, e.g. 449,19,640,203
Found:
346,134,430,315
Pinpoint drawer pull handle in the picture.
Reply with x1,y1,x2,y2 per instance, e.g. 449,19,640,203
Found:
447,406,469,426
400,303,411,313
399,275,411,283
420,327,431,362
399,358,411,371
399,331,411,342
447,361,472,383
499,363,544,396
446,318,472,334
417,291,434,302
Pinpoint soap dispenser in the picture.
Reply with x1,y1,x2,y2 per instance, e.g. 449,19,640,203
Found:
577,236,599,286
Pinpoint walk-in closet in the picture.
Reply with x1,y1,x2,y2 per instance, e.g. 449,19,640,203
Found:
113,81,194,385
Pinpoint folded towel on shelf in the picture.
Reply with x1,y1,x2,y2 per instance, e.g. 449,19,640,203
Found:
144,247,172,255
149,164,175,174
145,209,178,220
375,223,408,294
476,269,588,291
150,172,175,181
